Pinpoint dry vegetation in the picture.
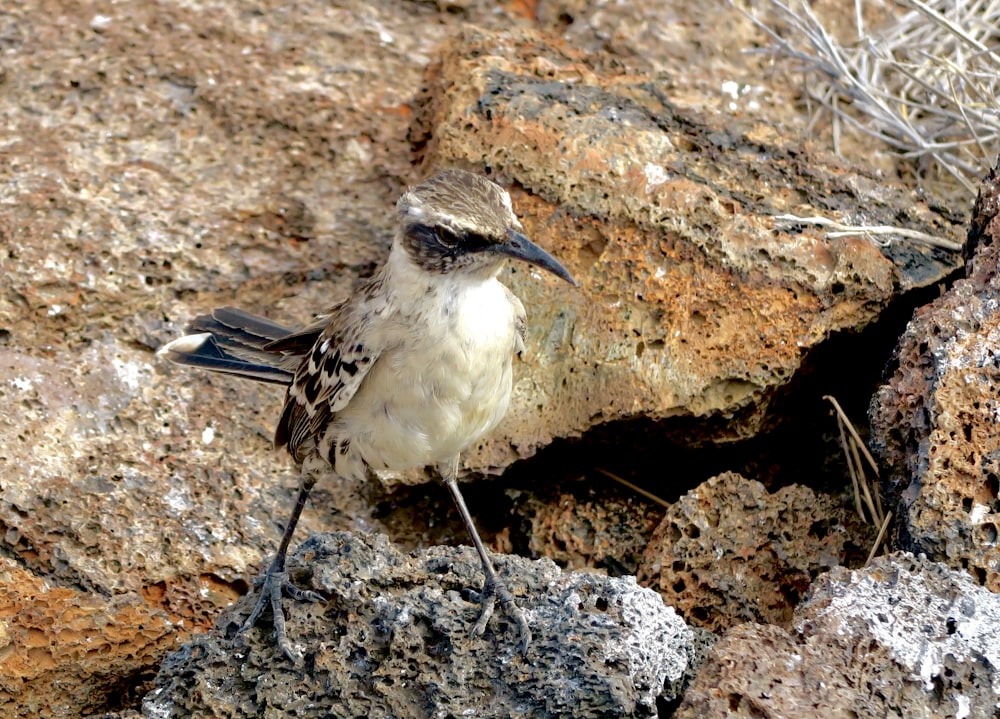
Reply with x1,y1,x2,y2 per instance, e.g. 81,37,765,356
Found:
745,0,1000,203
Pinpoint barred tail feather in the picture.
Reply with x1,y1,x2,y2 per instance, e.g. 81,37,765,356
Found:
189,306,293,347
158,332,295,385
158,307,303,385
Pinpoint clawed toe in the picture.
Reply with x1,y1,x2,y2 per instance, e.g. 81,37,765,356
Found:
283,580,324,603
241,567,322,663
470,575,531,655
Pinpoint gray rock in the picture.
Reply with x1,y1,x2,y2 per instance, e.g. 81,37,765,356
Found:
675,553,1000,718
143,532,699,718
799,553,1000,714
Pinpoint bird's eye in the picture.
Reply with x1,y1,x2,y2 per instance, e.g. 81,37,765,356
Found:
436,228,463,248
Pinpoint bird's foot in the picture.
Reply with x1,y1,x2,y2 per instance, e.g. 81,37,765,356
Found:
241,566,323,663
469,573,531,655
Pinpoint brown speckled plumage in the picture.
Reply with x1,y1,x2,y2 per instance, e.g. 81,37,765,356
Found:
159,169,576,661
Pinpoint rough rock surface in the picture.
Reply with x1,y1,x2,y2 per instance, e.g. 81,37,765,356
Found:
0,558,177,718
638,472,874,633
416,25,963,465
675,553,1000,718
505,485,662,576
143,532,699,718
870,162,1000,591
0,0,967,715
0,2,531,713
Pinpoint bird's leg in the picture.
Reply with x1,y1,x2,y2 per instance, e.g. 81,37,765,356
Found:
242,469,323,662
439,456,531,654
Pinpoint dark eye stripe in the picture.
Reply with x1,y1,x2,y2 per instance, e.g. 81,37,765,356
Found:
461,231,492,252
402,222,498,274
407,223,493,252
435,226,493,252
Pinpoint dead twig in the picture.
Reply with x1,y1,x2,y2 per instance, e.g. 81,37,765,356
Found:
742,0,1000,201
775,213,962,251
595,467,671,509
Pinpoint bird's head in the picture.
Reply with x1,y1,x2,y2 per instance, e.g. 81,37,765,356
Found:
396,170,577,285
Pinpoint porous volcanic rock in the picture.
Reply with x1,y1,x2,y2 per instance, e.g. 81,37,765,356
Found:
675,553,1000,718
415,25,964,473
637,472,874,632
506,486,662,576
0,0,966,715
0,558,177,718
870,161,1000,591
143,532,699,718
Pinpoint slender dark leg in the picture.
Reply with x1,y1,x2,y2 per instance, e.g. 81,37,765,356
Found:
439,457,531,655
241,472,322,662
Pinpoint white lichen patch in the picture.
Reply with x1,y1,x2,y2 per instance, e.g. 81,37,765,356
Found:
935,298,1000,374
643,162,668,194
809,556,1000,703
111,354,150,396
164,485,193,514
612,576,693,688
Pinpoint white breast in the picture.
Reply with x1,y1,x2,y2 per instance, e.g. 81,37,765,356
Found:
331,260,519,477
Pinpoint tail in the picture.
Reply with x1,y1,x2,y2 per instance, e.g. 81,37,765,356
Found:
158,307,304,385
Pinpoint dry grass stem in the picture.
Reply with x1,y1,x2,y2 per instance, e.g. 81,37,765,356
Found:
775,214,963,250
866,510,893,566
742,0,1000,201
595,467,672,509
834,404,867,519
850,432,882,522
823,394,888,568
824,394,890,563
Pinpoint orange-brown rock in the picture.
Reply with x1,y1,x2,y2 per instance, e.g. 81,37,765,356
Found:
638,472,873,632
0,559,177,717
870,161,1000,591
414,26,963,475
0,0,969,715
509,487,661,575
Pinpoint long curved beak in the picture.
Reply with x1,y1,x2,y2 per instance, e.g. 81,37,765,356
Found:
492,228,578,286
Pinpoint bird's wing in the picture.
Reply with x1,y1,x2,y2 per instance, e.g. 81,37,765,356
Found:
273,288,385,458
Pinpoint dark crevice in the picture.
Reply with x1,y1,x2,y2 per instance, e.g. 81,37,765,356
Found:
374,267,959,563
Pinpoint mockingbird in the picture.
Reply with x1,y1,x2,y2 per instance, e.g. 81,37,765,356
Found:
159,169,576,659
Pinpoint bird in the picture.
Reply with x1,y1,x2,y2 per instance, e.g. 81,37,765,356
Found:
158,169,577,660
